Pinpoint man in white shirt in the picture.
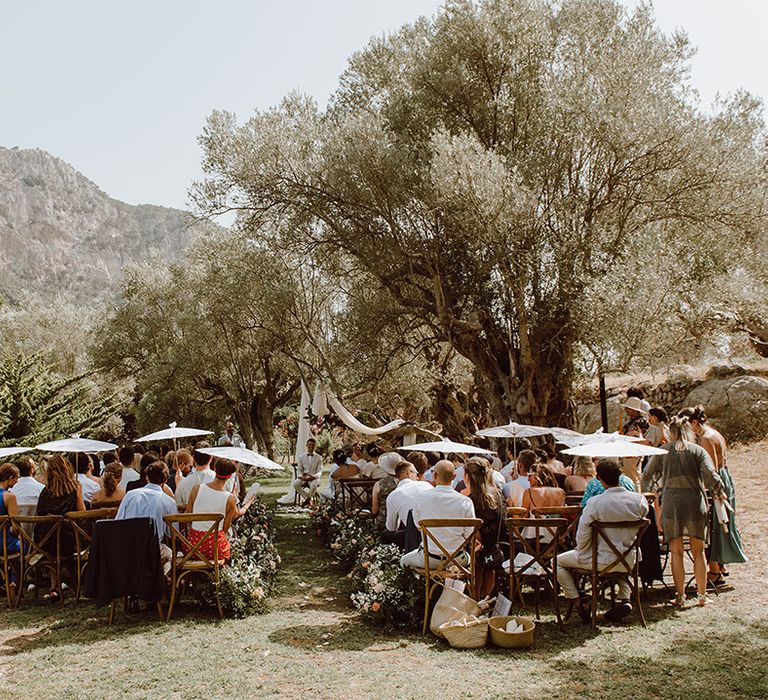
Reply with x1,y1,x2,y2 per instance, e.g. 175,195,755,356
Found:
10,457,44,509
385,462,432,533
117,461,177,574
400,460,476,569
557,459,649,622
175,447,237,509
293,438,323,507
503,450,537,506
118,447,140,490
73,453,101,503
217,421,245,448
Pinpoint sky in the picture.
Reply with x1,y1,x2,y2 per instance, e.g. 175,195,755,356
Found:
1,1,766,212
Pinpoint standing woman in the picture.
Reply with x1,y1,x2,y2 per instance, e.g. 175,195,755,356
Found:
464,457,506,598
35,455,86,599
641,416,725,607
645,407,670,447
682,405,748,582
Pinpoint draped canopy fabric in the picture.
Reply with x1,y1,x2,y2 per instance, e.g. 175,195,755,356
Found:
326,391,404,436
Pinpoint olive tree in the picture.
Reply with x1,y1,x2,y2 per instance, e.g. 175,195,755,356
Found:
192,0,766,425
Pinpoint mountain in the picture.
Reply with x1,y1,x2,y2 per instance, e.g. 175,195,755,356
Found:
0,146,208,304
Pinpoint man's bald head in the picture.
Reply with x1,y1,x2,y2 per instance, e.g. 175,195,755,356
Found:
433,460,455,485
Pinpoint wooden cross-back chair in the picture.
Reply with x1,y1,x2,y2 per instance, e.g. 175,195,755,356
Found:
565,494,584,507
0,516,22,608
164,513,225,621
337,478,378,513
416,518,482,635
530,505,582,550
507,516,569,630
568,518,650,628
13,515,62,604
66,508,118,602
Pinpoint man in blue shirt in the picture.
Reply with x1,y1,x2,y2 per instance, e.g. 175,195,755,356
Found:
116,460,177,575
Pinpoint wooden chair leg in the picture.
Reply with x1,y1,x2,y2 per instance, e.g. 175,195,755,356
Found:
167,580,178,621
156,601,165,622
421,579,431,635
590,573,598,629
553,572,564,631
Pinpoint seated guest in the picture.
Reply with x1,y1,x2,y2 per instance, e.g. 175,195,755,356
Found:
465,457,506,598
118,447,140,490
557,459,649,622
522,464,566,511
10,456,44,510
70,453,101,503
292,438,323,507
186,459,252,561
420,450,442,484
565,456,595,494
321,448,360,499
407,452,433,484
400,460,476,569
501,439,532,480
446,452,466,488
0,464,22,571
540,443,568,475
385,461,432,535
175,445,237,509
503,450,537,507
581,469,636,507
91,463,125,505
126,451,160,492
371,453,401,528
359,443,392,480
116,461,177,574
100,451,118,476
167,449,193,493
35,455,86,599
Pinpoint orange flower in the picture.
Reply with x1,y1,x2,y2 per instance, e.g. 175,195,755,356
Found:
371,602,381,612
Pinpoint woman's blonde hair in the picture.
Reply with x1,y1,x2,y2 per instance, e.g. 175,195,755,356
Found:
669,416,695,448
572,456,595,478
45,454,78,498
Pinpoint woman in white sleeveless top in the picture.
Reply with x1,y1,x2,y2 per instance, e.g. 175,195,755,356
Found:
186,459,251,561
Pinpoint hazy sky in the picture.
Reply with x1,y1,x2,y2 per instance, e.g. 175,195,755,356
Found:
2,1,766,212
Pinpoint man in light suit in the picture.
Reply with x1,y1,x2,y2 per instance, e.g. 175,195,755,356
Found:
557,459,649,622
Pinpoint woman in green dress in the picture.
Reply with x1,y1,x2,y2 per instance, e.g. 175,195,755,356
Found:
681,405,748,583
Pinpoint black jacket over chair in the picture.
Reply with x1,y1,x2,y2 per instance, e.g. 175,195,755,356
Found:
83,517,165,607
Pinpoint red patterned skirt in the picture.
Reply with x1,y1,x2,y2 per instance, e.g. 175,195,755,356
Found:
185,527,231,562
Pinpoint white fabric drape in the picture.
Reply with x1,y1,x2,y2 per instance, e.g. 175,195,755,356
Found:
326,391,403,436
295,381,311,458
312,380,328,417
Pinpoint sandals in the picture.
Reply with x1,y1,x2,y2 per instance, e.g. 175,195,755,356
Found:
697,594,711,607
668,594,687,609
708,573,726,587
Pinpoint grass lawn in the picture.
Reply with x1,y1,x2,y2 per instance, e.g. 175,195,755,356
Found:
1,444,767,699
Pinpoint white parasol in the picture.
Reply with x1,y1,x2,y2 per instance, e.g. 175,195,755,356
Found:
557,429,644,449
135,422,213,443
195,446,284,471
561,436,666,458
476,422,553,440
397,439,492,455
0,446,34,459
35,435,118,453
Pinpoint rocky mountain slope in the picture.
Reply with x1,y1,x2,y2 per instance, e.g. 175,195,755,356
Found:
0,146,206,304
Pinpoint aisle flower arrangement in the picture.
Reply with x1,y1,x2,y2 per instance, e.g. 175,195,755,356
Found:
310,502,424,630
201,497,281,617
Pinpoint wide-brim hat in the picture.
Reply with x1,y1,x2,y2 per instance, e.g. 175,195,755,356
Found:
620,396,648,414
379,452,401,475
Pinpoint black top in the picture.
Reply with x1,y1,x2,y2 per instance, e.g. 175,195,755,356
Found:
36,487,78,556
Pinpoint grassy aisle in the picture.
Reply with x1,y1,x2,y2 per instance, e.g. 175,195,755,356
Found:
0,457,766,699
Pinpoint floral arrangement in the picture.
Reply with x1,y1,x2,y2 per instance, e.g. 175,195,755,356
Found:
310,501,424,630
350,544,424,629
199,497,281,618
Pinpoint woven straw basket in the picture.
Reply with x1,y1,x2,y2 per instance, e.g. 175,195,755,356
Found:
429,587,484,638
488,616,535,649
439,615,489,649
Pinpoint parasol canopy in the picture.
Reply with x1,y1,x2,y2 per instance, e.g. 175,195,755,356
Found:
135,422,213,443
35,435,118,453
195,446,284,471
561,436,666,458
0,446,34,459
397,439,492,455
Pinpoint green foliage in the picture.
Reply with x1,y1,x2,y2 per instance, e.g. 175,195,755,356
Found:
0,353,118,447
192,0,767,424
200,497,281,618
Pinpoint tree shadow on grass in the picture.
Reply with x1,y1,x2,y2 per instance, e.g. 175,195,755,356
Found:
546,620,768,699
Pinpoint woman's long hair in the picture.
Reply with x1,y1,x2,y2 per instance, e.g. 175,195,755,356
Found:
530,463,559,488
45,454,78,498
572,456,595,478
669,416,695,450
102,463,122,498
464,457,500,514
